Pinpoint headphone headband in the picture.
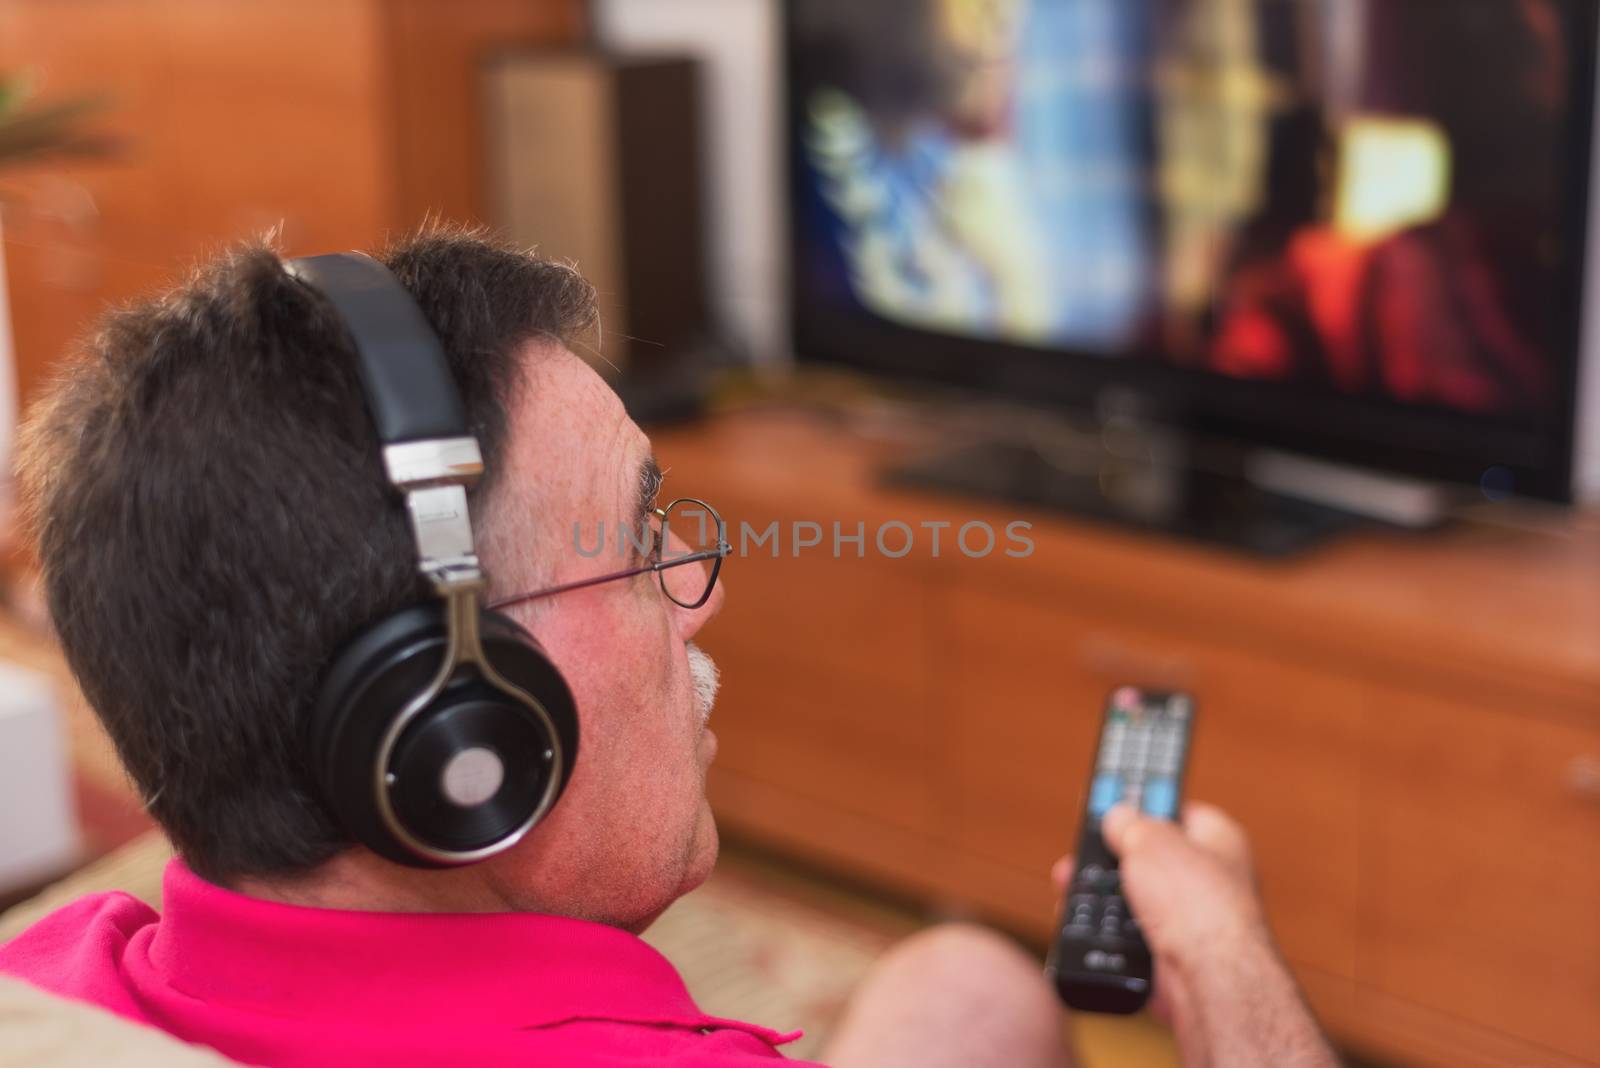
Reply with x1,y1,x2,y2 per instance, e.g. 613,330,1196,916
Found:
285,252,483,592
285,253,467,444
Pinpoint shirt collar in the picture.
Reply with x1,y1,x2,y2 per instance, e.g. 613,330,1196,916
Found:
146,859,783,1039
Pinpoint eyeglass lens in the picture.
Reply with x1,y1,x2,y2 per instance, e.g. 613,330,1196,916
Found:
658,499,722,608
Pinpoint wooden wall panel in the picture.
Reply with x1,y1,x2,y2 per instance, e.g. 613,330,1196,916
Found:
0,0,394,408
0,0,586,416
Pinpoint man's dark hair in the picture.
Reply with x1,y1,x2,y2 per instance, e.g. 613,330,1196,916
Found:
19,227,596,883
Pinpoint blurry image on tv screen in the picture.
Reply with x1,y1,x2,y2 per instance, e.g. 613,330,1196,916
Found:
793,0,1576,416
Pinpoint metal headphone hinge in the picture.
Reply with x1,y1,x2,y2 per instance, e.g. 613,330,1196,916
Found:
425,559,486,595
385,438,484,489
392,438,488,604
405,484,479,576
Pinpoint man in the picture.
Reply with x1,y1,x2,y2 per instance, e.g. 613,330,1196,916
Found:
0,229,1339,1067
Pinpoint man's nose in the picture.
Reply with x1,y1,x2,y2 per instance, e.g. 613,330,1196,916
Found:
678,560,725,638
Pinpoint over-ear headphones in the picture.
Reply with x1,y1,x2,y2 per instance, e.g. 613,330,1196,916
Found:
285,252,579,868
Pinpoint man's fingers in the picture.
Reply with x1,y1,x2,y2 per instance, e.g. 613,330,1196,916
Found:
1107,800,1253,872
1102,803,1184,859
1050,856,1075,926
1182,801,1252,870
1100,803,1138,853
1103,802,1214,903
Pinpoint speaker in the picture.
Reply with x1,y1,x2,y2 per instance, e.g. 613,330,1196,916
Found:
484,52,712,375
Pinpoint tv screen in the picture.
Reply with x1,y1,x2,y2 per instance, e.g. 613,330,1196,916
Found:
787,0,1599,499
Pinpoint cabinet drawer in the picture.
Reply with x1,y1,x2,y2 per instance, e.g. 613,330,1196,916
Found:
699,549,943,838
1361,691,1600,1062
704,645,942,836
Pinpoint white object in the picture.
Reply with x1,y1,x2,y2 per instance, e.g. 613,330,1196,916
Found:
0,663,80,895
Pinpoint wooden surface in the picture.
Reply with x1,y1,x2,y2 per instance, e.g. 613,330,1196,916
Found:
655,405,1600,1068
0,0,586,416
658,408,1600,716
1363,689,1600,1061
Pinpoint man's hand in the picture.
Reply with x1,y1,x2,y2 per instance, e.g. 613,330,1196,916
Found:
1099,800,1270,973
1052,801,1342,1068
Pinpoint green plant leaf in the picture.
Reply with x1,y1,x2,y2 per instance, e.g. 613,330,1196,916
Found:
0,71,35,122
0,70,116,168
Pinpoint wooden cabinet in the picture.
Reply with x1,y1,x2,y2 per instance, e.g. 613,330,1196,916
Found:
702,547,941,836
658,409,1600,1068
696,488,959,900
1361,691,1600,1063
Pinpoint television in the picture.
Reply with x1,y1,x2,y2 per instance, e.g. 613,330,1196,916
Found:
785,0,1600,532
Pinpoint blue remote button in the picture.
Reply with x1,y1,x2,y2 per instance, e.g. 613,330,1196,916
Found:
1089,773,1122,817
1142,777,1178,819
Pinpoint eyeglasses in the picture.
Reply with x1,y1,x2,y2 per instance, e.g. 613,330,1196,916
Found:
487,497,730,613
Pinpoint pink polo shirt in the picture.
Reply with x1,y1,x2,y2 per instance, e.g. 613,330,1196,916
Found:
0,860,816,1067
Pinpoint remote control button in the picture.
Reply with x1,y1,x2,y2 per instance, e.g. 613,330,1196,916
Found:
1102,930,1148,951
1088,774,1123,817
1073,864,1122,893
1142,777,1178,819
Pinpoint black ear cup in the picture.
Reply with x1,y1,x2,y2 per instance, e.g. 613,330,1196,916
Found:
310,605,579,867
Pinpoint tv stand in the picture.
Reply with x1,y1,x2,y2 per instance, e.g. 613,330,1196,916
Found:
883,432,1370,557
655,409,1600,1068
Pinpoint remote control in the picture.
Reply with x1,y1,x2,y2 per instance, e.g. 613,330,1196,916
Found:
1046,686,1194,1014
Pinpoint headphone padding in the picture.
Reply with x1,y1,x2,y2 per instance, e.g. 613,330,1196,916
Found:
309,603,578,865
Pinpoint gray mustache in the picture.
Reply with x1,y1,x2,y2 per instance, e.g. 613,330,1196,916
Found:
686,643,720,726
